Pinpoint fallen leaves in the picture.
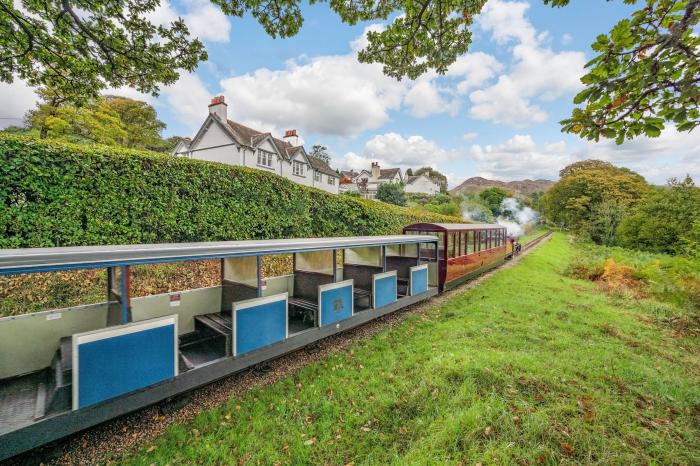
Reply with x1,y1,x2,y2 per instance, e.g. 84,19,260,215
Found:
559,441,575,456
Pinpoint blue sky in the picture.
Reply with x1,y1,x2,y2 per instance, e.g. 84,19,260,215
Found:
2,0,698,185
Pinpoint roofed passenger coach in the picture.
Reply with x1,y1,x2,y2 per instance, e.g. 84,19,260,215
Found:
0,235,438,461
403,223,510,291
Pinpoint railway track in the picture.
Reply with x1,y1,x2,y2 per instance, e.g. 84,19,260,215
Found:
521,230,553,252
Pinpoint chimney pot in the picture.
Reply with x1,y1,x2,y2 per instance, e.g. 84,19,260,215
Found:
208,95,227,120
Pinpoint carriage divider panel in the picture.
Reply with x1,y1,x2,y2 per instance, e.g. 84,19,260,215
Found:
232,293,288,357
72,316,178,410
318,280,354,326
292,271,334,302
342,264,383,291
222,281,258,312
409,264,429,296
372,271,397,309
385,256,417,280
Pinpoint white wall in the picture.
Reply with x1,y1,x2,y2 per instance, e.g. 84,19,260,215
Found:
241,138,283,175
188,121,241,166
406,176,440,195
313,173,340,194
282,151,313,187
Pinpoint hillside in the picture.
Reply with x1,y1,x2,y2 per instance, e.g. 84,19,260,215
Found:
450,176,554,195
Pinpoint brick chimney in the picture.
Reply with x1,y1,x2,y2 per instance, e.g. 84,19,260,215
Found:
371,162,380,179
208,96,227,121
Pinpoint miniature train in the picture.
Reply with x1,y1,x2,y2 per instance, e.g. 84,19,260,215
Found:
0,223,510,460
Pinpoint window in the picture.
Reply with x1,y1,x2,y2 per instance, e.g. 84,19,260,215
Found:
257,149,274,167
293,160,304,176
467,231,475,254
480,230,488,251
328,176,335,185
314,171,321,182
447,233,456,258
459,232,466,256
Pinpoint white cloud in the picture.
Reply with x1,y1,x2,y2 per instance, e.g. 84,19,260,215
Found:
467,129,700,184
0,79,37,129
447,52,503,94
468,0,586,127
562,33,573,45
220,54,405,137
462,132,478,141
148,0,231,43
403,79,459,118
160,72,213,130
576,128,700,184
339,132,462,171
469,134,575,180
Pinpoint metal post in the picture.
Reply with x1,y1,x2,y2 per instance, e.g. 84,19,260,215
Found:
119,265,131,324
107,267,113,302
256,256,262,297
333,250,337,282
382,245,387,272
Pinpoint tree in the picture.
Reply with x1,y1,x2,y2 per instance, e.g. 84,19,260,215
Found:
543,160,650,235
617,176,700,254
406,168,413,177
376,182,406,206
1,0,206,103
479,187,508,217
25,93,175,151
560,0,700,144
309,144,330,162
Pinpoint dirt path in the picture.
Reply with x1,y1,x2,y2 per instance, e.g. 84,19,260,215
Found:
10,235,552,466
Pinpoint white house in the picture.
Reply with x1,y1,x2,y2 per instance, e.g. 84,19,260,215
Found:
346,163,403,199
405,174,442,195
173,97,340,194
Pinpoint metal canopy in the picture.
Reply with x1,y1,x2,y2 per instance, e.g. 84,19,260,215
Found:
404,223,503,231
0,235,438,275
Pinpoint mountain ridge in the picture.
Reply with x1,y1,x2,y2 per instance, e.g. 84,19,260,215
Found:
449,176,555,195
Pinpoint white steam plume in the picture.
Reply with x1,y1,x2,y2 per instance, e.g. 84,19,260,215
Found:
498,197,539,237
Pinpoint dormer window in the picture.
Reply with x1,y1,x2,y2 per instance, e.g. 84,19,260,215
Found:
293,161,304,176
257,149,274,168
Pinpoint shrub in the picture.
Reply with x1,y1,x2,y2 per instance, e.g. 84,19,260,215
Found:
0,134,460,248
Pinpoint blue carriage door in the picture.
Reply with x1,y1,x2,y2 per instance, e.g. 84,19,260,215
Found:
409,264,429,296
72,315,178,410
319,280,354,326
372,271,397,309
233,293,288,356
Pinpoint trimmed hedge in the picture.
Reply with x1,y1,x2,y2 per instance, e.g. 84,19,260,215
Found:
0,135,461,248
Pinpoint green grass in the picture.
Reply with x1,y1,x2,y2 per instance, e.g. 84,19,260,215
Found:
121,234,700,465
519,225,549,245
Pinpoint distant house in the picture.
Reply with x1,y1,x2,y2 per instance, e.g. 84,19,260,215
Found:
343,163,403,199
405,174,442,195
173,96,340,194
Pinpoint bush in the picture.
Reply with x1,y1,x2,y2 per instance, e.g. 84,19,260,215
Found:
0,134,461,248
376,182,407,206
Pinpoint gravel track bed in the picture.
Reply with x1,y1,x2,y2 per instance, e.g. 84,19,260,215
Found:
8,236,550,466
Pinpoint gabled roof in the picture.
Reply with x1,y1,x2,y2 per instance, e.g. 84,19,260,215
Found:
308,155,339,177
406,174,440,185
379,168,401,180
341,170,358,179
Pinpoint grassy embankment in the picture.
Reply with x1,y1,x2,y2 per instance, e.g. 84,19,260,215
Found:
519,225,549,245
121,233,700,465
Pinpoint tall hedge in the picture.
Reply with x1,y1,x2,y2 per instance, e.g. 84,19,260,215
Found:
0,135,461,248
